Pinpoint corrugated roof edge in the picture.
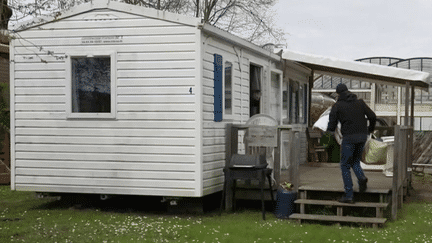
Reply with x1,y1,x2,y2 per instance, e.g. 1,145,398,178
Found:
282,50,430,89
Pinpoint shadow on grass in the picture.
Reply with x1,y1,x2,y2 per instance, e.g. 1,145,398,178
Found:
31,192,226,217
32,194,167,212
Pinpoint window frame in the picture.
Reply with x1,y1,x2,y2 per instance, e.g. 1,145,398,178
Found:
65,52,117,119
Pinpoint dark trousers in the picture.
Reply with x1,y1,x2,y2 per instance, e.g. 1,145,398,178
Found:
340,140,367,198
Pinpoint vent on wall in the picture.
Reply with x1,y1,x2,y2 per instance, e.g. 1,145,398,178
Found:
83,14,119,21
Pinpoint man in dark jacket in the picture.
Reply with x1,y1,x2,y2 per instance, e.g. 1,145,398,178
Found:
327,83,376,203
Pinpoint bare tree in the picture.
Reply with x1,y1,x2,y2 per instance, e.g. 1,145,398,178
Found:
8,0,286,46
121,0,189,12
8,0,90,28
195,0,285,45
118,0,285,45
1,0,13,29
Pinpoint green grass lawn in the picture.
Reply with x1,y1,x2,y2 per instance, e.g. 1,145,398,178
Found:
1,185,432,243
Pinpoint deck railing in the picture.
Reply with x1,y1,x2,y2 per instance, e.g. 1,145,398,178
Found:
225,124,282,186
225,123,412,220
226,124,303,183
225,124,300,210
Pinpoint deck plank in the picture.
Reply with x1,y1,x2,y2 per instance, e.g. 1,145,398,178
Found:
289,213,387,224
280,164,393,193
294,199,389,208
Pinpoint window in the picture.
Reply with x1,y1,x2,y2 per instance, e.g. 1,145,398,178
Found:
270,71,281,123
66,53,116,119
282,80,288,123
289,80,299,124
213,54,234,121
224,61,233,115
299,83,307,124
250,64,262,117
283,79,308,124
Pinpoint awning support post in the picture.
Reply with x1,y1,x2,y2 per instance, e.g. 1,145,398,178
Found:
410,84,415,127
405,82,410,126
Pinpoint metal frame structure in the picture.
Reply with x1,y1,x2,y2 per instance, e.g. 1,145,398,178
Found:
313,57,432,130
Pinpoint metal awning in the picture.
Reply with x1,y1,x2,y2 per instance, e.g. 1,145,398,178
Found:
282,50,430,89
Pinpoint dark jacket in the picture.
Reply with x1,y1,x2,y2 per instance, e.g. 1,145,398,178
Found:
327,91,376,143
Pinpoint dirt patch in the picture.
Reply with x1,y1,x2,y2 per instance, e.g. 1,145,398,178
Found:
406,175,432,203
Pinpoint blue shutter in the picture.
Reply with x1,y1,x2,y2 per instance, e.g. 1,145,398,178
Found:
214,54,223,122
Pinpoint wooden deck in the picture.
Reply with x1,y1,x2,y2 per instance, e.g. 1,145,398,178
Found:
282,163,394,227
281,163,393,194
224,163,395,226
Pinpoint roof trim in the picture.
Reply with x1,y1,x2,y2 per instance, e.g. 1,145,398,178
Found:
201,24,281,62
282,50,430,89
13,0,201,32
12,0,279,62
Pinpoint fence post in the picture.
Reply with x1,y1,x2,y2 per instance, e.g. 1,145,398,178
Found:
399,127,407,209
293,131,300,193
224,123,238,211
274,128,281,187
392,125,400,221
407,128,414,194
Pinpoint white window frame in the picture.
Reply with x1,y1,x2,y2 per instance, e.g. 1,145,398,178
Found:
66,52,117,119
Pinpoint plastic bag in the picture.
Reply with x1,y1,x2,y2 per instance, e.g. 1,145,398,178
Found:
312,107,342,145
362,137,387,165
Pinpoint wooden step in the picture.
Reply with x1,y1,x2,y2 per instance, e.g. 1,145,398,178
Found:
289,213,387,226
297,188,391,205
295,199,389,208
298,186,390,194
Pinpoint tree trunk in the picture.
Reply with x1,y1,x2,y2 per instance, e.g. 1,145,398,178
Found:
195,0,199,18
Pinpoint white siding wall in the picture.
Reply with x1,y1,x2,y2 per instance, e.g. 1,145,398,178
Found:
11,9,202,196
201,34,282,195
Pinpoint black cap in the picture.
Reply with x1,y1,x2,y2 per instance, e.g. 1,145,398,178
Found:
336,83,348,94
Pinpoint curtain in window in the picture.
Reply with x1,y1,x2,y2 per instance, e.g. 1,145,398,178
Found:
224,61,233,115
250,65,261,117
72,57,111,113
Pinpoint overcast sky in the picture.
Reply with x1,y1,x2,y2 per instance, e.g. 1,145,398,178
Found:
273,0,432,61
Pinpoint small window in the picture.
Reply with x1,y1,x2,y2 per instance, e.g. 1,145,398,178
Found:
270,71,281,122
299,83,308,124
250,64,262,117
66,53,116,119
282,80,288,123
213,54,234,121
283,79,308,124
72,57,110,113
224,61,233,115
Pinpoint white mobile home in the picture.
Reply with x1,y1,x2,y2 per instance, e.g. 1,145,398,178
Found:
10,0,311,197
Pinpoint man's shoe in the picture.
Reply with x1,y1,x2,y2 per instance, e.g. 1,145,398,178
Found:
359,178,368,193
339,195,355,204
